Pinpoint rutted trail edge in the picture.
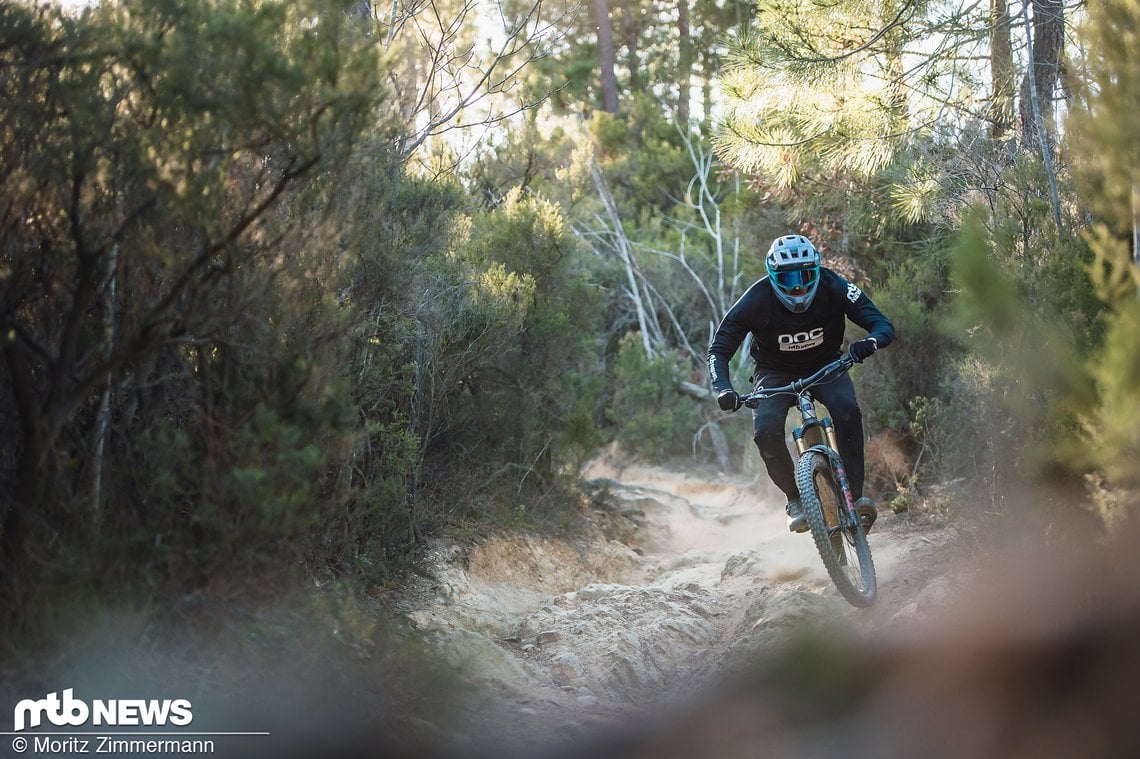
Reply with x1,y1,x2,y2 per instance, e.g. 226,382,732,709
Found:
396,450,965,754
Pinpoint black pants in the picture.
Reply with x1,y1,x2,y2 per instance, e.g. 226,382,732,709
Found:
751,368,865,502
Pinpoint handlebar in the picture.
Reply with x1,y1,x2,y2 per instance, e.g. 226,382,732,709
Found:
739,355,856,408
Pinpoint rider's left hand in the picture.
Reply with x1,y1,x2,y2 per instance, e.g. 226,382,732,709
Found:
849,337,878,363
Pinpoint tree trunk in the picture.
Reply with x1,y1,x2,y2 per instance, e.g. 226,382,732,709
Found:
1018,0,1066,233
593,0,619,113
1018,0,1064,147
678,0,692,125
622,5,641,93
988,0,1016,143
882,0,909,121
701,62,713,134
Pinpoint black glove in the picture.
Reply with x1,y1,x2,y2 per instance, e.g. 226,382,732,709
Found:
849,337,878,363
717,389,743,412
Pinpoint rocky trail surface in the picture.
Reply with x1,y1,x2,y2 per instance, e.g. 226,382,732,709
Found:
396,452,967,757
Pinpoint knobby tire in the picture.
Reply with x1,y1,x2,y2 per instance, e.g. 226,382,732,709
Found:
795,450,876,607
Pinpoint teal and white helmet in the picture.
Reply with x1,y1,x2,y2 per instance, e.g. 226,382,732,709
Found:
765,234,821,313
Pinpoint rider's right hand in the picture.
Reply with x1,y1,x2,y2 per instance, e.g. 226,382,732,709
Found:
848,337,878,363
717,389,743,412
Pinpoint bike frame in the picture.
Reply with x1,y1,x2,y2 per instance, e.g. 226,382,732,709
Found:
742,355,854,465
805,444,857,535
740,355,877,607
745,357,860,535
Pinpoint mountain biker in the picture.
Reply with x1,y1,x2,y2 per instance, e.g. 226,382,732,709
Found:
707,233,895,533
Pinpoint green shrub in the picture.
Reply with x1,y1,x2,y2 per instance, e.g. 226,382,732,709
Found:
933,212,1100,514
1068,231,1140,523
427,190,606,484
608,333,704,460
857,238,956,432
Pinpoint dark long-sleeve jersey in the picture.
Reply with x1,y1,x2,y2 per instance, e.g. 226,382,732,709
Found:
707,268,896,393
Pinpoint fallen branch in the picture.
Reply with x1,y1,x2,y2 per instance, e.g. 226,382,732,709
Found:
679,380,713,401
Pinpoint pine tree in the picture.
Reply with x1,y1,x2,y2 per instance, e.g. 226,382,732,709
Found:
1066,0,1140,516
714,0,926,186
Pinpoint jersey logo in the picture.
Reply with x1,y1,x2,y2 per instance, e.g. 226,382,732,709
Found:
846,283,863,303
778,327,824,352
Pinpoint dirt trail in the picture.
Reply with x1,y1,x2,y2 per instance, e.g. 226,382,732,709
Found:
398,451,964,755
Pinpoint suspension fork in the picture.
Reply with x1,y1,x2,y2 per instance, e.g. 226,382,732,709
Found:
829,450,857,516
793,394,840,457
807,444,857,521
796,392,854,518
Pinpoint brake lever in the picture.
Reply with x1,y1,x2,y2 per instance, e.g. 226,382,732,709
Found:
743,386,766,408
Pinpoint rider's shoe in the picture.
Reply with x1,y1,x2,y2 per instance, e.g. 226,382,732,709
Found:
786,498,808,533
855,497,878,534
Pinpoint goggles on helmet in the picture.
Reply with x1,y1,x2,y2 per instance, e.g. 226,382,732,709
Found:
770,265,819,295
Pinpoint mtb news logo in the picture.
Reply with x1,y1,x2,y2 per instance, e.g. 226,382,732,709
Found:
13,689,193,732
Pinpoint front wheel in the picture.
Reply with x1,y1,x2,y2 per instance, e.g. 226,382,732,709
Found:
796,450,876,607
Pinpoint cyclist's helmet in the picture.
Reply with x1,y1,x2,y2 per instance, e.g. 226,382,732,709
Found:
765,234,821,313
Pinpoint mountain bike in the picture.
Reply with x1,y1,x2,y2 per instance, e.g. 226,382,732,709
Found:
741,355,876,607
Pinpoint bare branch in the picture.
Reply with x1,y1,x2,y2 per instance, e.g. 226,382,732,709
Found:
390,0,570,160
585,158,663,359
